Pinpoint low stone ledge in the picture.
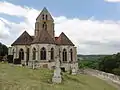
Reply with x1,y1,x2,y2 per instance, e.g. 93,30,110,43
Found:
83,69,120,85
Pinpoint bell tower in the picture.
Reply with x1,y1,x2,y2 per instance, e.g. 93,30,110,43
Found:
35,7,54,39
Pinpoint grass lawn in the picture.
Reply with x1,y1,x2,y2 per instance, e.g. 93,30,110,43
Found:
0,62,117,90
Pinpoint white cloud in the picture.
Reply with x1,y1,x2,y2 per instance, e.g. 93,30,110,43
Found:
0,1,120,54
0,1,27,16
0,1,39,27
55,18,120,54
0,19,10,39
105,0,120,2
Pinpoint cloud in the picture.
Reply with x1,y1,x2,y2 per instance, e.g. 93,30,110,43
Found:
55,18,120,54
0,19,10,39
0,1,39,26
0,1,120,54
0,1,27,16
105,0,120,2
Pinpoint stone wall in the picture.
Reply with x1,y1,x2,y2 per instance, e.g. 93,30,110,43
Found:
8,47,12,55
84,69,120,85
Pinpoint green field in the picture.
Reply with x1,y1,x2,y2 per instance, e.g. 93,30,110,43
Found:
0,62,117,90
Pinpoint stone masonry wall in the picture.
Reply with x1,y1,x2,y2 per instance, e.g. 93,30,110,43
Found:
84,69,120,85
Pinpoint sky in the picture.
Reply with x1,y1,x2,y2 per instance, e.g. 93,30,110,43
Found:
1,0,120,54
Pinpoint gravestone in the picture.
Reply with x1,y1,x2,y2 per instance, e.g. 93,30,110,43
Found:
71,63,77,75
71,67,77,75
2,55,7,62
52,56,62,83
32,60,37,69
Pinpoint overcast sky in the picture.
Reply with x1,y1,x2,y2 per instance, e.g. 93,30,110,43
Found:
0,0,120,54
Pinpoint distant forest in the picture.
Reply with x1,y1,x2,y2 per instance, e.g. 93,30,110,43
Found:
77,54,109,61
78,54,120,75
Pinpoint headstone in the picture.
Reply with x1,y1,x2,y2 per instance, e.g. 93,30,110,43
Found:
70,63,77,75
2,55,7,62
71,67,77,75
32,60,37,69
52,56,62,83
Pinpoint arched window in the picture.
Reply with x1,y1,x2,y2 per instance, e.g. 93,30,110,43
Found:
70,49,73,62
19,49,24,60
63,49,67,62
51,48,54,60
46,15,48,20
42,14,44,20
42,23,44,28
40,47,46,60
33,48,36,60
42,22,47,30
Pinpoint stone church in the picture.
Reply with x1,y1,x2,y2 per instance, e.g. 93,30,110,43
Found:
8,7,78,71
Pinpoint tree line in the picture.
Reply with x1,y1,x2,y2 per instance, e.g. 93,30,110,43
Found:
0,42,8,56
98,53,120,75
79,53,120,75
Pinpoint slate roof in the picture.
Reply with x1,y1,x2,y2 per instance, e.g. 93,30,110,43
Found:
55,32,74,46
31,36,34,39
11,31,74,46
11,31,33,46
32,30,55,44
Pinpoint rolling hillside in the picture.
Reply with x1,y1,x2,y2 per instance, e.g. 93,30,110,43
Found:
0,62,117,90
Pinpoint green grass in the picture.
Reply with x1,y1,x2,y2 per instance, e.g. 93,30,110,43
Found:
0,62,117,90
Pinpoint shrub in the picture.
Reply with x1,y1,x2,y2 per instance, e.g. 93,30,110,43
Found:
112,68,120,76
0,56,3,62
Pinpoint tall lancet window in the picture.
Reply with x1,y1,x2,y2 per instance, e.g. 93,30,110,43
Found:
19,49,24,60
46,15,48,20
33,48,36,60
70,49,73,62
42,14,44,20
63,49,67,62
40,47,46,60
42,22,47,30
51,48,54,60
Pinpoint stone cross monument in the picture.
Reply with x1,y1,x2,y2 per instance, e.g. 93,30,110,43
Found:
52,55,62,83
71,63,77,75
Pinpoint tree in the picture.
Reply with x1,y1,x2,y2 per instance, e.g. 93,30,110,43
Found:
0,42,8,56
98,53,120,75
112,68,120,75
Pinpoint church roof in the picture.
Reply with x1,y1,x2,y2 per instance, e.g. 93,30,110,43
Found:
31,36,34,39
55,32,74,46
32,30,55,44
11,31,33,46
